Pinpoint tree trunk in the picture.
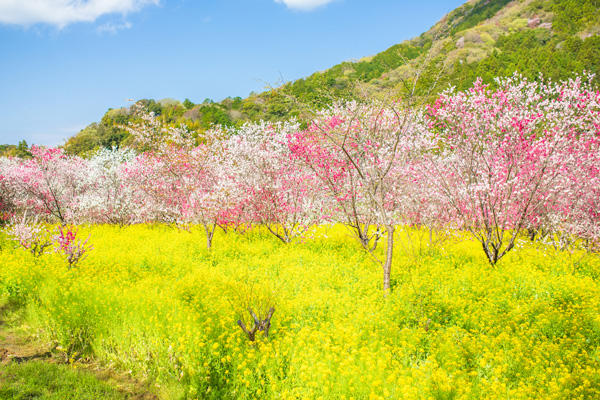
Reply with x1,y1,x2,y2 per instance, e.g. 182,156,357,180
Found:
266,225,291,244
383,224,395,293
204,224,215,250
481,241,498,265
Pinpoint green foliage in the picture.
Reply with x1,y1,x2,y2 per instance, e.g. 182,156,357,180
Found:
444,31,600,92
0,361,133,399
63,124,101,156
450,0,513,34
231,97,243,109
29,0,600,157
395,0,600,102
0,145,15,158
550,0,600,35
15,140,31,158
63,119,129,156
197,104,233,128
183,98,195,110
0,140,31,159
277,41,424,111
351,42,425,81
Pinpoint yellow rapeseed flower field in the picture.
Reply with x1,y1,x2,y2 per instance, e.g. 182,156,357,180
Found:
1,224,599,399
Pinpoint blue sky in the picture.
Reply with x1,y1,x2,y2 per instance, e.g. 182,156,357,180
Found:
0,0,465,146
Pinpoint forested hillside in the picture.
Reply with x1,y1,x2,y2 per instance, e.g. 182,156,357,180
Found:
4,0,597,157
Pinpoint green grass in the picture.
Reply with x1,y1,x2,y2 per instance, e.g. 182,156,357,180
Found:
0,361,132,400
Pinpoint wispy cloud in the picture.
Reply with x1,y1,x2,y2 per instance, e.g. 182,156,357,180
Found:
274,0,335,11
0,0,159,28
97,20,132,34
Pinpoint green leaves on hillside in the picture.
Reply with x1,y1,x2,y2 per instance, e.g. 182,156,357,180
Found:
449,0,513,34
445,31,600,92
54,0,600,157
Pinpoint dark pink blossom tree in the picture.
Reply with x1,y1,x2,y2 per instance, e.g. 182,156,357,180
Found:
425,74,600,264
6,146,89,224
290,101,432,292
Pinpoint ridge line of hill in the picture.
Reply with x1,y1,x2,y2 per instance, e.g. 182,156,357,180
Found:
1,0,598,157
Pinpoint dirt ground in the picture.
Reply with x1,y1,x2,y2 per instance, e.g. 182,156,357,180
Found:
0,302,159,400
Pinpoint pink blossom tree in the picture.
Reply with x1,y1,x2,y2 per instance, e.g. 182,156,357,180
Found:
289,101,432,292
0,157,18,224
6,146,89,225
125,109,231,249
424,74,600,264
54,224,93,269
534,92,600,253
4,214,53,257
225,121,324,243
180,139,234,249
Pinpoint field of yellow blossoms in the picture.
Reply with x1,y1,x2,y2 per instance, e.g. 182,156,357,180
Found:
1,225,599,399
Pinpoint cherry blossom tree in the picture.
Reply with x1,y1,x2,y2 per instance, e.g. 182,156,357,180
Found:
224,121,324,243
289,101,432,292
0,157,18,224
6,146,89,224
122,152,179,224
125,109,231,249
72,148,136,225
54,224,93,269
180,139,234,249
533,86,600,253
1,73,597,268
4,214,53,257
125,103,195,152
424,74,600,264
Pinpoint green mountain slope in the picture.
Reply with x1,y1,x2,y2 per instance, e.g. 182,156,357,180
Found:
58,0,599,156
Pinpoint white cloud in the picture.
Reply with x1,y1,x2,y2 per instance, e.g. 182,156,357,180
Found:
97,20,132,34
0,0,158,28
275,0,334,11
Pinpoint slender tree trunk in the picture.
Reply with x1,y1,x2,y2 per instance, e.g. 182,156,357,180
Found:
266,225,291,244
204,223,215,250
383,224,395,293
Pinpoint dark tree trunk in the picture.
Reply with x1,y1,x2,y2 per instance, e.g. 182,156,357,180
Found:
204,223,215,250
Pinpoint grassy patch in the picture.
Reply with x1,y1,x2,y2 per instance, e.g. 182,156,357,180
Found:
0,361,132,400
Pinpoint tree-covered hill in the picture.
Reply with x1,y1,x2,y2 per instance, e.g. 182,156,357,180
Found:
42,0,600,156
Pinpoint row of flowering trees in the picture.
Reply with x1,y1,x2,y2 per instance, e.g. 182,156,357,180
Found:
1,74,599,290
